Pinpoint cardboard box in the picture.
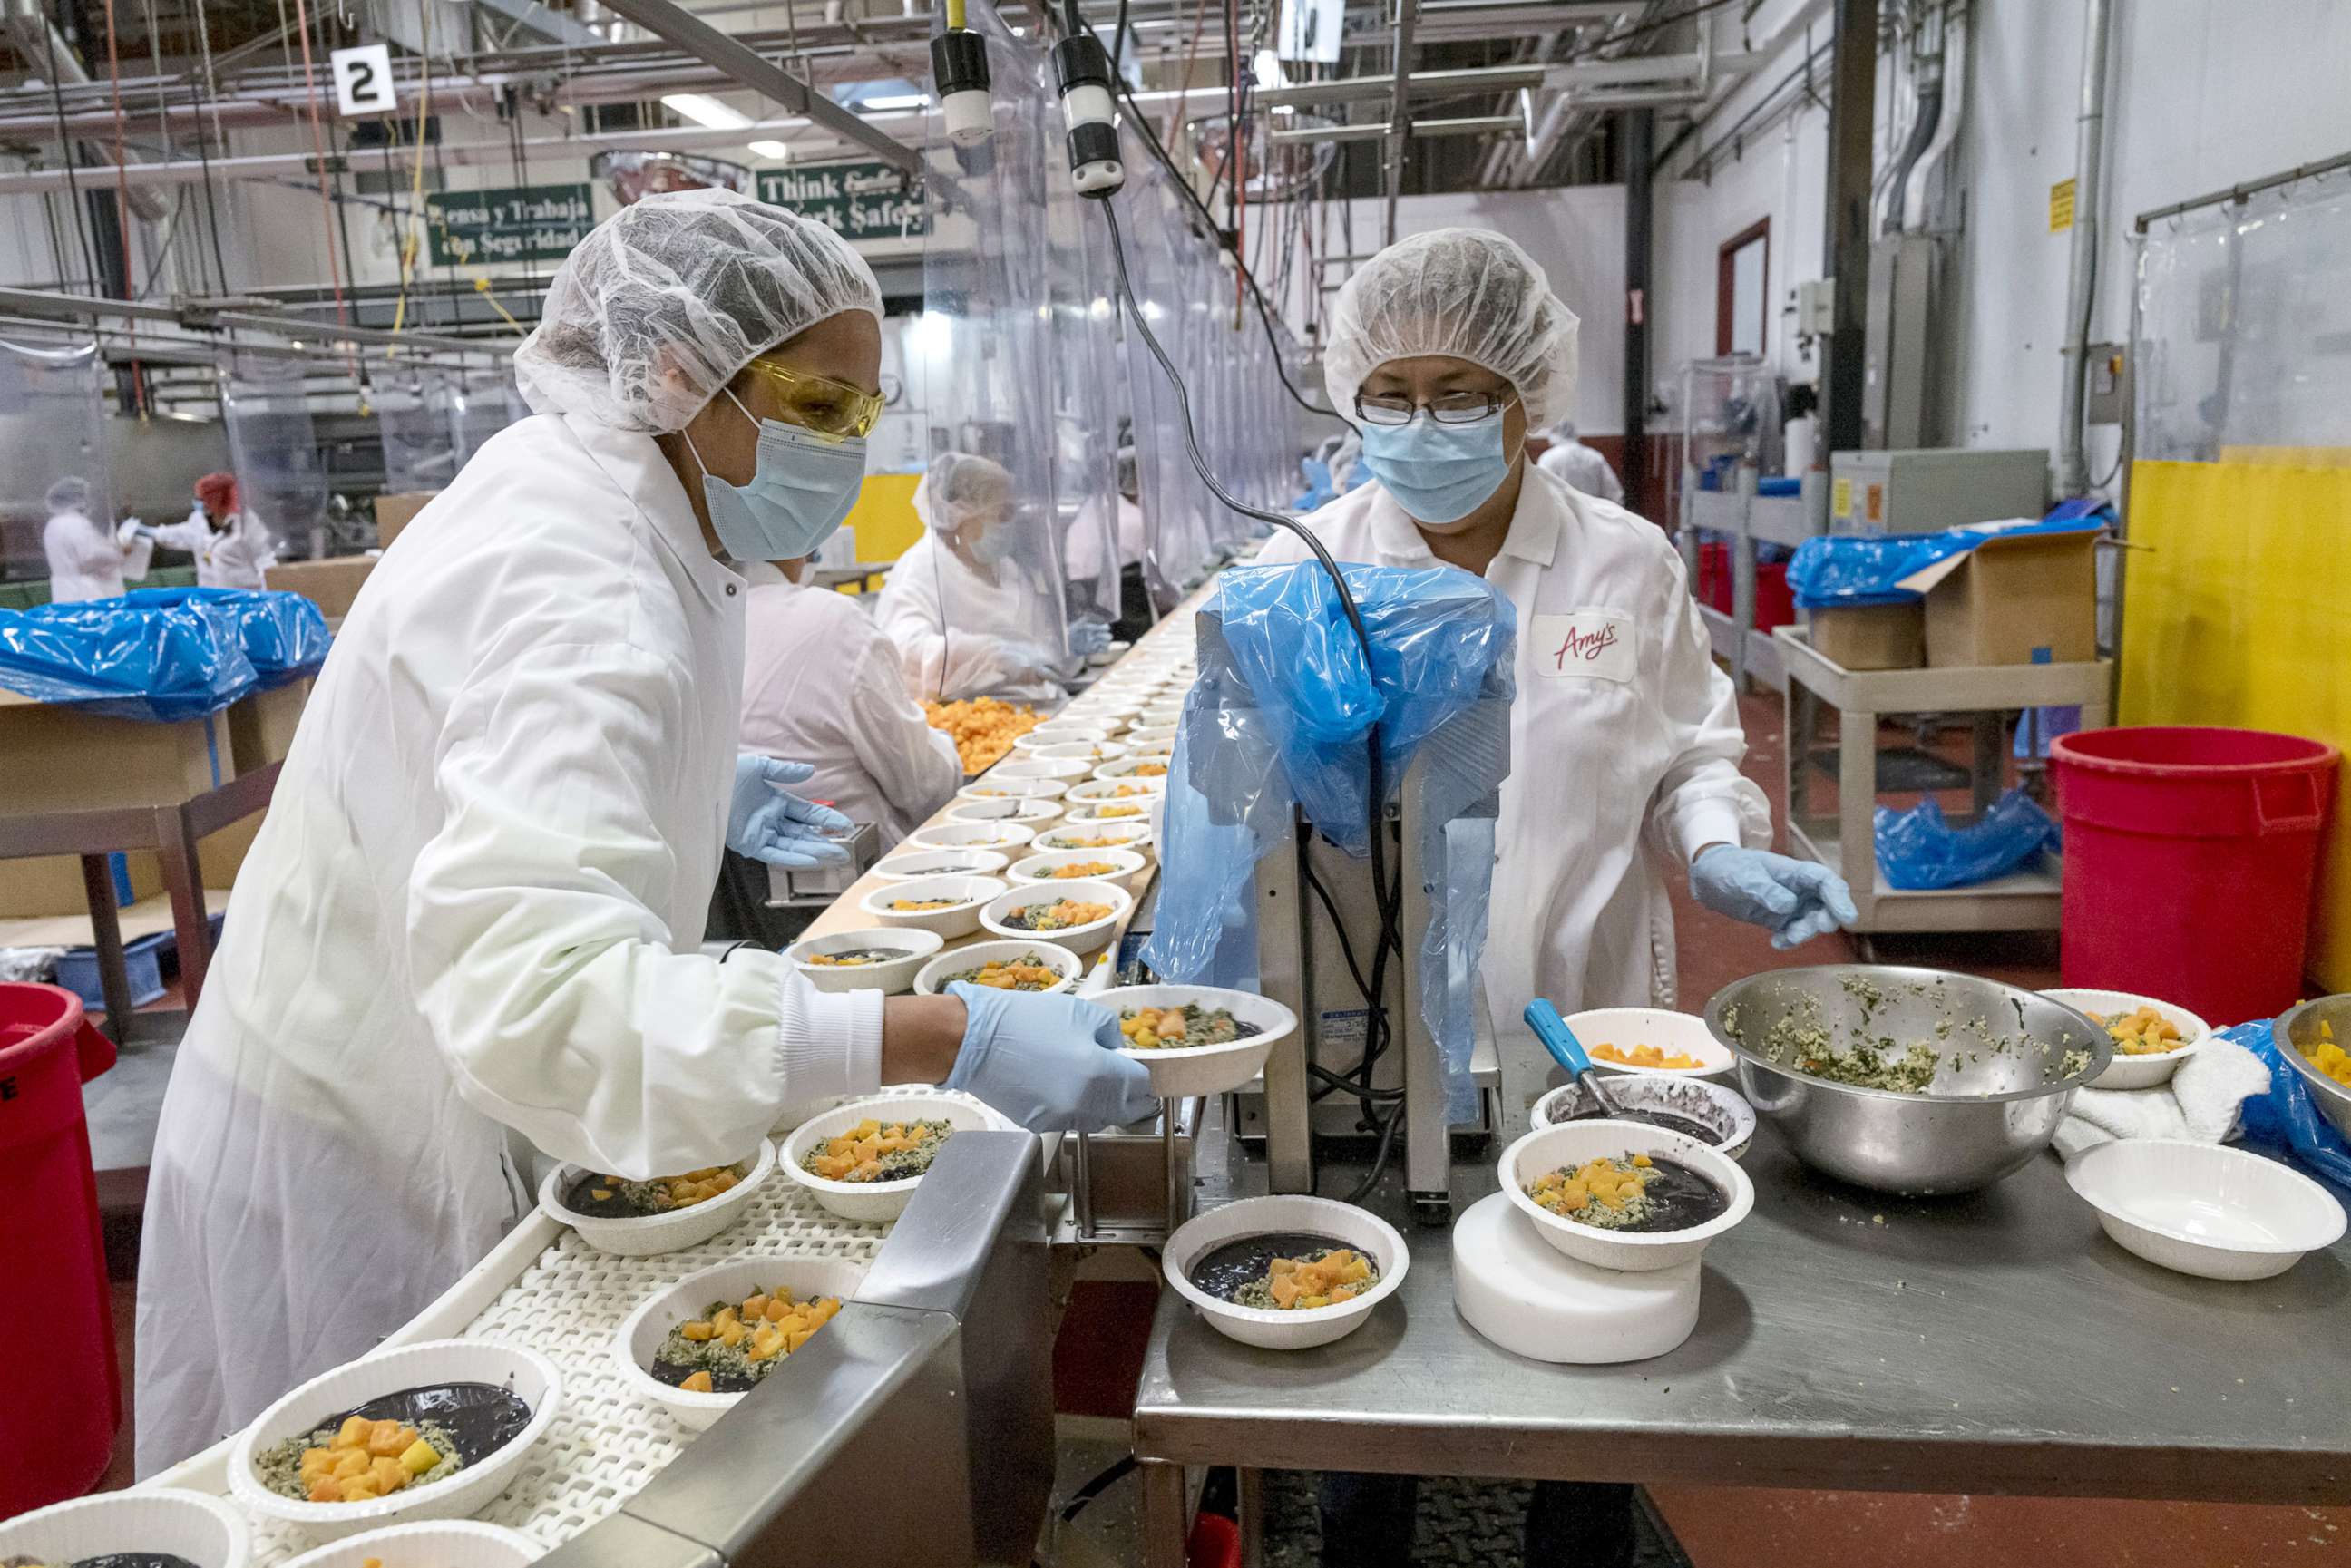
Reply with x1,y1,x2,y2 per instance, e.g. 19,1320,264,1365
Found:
0,852,161,920
373,491,438,549
265,555,376,620
1904,529,2099,668
1808,603,1926,670
226,678,311,774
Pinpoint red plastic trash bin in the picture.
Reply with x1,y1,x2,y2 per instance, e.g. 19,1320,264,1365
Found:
0,983,120,1516
2051,726,2340,1026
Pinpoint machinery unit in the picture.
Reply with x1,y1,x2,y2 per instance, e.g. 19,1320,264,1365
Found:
1828,447,2051,535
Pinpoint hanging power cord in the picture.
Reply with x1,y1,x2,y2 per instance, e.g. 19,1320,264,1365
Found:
282,0,354,336
97,0,143,413
38,24,101,297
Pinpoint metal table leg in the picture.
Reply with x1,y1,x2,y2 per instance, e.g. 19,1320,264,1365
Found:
1140,1460,1189,1568
1236,1467,1264,1568
1972,712,2005,817
152,803,213,1008
1840,702,1878,930
78,852,136,1040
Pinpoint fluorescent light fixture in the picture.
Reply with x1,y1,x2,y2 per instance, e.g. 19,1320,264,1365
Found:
747,139,793,160
662,93,751,130
862,93,930,111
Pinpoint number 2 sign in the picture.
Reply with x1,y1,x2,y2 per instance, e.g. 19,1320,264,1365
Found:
331,43,396,117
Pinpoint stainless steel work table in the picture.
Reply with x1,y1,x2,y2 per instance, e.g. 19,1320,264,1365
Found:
1130,1122,2351,1564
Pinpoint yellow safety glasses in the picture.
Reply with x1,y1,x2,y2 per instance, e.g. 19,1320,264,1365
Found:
740,356,886,441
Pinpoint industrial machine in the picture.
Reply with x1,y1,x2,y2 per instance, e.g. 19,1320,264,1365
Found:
1828,446,2051,535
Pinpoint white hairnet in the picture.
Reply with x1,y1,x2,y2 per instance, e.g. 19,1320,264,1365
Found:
912,451,1014,535
513,189,883,433
46,474,90,514
1322,228,1580,427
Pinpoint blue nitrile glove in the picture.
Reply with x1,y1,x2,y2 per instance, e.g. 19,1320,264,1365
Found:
727,755,853,870
1689,844,1858,950
944,982,1159,1132
1069,619,1113,657
999,639,1066,682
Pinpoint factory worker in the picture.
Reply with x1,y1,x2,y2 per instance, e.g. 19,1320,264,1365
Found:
148,470,277,590
1534,416,1625,505
135,190,1153,1476
1254,229,1854,1568
41,474,151,602
874,449,1108,703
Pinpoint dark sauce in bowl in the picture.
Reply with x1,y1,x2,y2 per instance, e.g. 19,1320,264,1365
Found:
1604,1109,1720,1143
1531,1155,1728,1233
327,1382,534,1465
1186,1232,1361,1302
32,1557,203,1568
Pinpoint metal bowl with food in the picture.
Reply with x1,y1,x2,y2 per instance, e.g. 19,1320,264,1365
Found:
1704,966,2109,1195
2276,994,2351,1145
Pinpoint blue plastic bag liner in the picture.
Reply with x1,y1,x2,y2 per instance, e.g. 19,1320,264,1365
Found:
1873,787,2060,890
1143,562,1517,1121
2224,1020,2351,1195
90,587,331,688
1789,515,2103,611
0,592,260,721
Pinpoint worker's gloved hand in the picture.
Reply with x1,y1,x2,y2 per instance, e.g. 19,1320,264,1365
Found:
727,755,852,870
118,518,149,543
1689,845,1858,950
944,983,1158,1132
1000,640,1072,683
1068,619,1114,657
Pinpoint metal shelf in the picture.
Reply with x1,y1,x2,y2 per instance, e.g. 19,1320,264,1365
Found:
1697,603,1788,692
1676,469,1829,692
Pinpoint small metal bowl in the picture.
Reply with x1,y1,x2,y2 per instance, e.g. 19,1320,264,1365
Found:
2276,995,2351,1146
1703,965,2109,1195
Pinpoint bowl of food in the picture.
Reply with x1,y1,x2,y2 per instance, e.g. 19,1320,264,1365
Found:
1563,1008,1736,1080
613,1255,868,1430
0,1489,249,1568
539,1140,774,1256
945,796,1064,830
1069,703,1140,733
1014,723,1112,750
955,775,1068,803
1007,848,1151,893
2042,989,2210,1090
2065,1139,2346,1281
904,821,1037,854
870,848,1009,882
1533,1076,1757,1162
281,1521,541,1568
856,874,1009,939
913,940,1083,997
781,1093,1014,1222
1092,756,1172,784
1032,740,1129,766
785,928,943,995
1064,777,1166,805
1500,1120,1753,1272
1062,801,1155,830
2272,995,2351,1145
1140,704,1185,727
228,1340,561,1541
1162,1194,1407,1351
1706,966,2109,1195
1102,984,1296,1098
1035,821,1155,857
1124,739,1176,761
990,756,1092,782
1124,725,1179,747
978,881,1132,957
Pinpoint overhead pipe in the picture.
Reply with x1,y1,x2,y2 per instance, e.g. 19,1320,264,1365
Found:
1876,0,1944,236
1901,3,1965,230
2055,0,2112,496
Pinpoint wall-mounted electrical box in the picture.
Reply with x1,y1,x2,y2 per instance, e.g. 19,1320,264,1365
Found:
1828,447,2051,535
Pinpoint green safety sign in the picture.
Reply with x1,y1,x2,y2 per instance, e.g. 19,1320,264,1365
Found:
756,161,928,243
425,182,596,266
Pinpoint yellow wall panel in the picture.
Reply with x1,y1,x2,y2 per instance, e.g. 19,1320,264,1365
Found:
847,472,923,567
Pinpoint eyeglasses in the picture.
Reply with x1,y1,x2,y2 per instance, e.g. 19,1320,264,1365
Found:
741,356,886,441
1353,389,1517,426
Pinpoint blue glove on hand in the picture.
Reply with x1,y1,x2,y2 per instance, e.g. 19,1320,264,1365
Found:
1069,619,1114,657
944,982,1159,1132
1689,845,1858,950
727,755,853,870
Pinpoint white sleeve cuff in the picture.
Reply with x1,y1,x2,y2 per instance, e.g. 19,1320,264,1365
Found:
775,971,885,1105
1677,797,1756,865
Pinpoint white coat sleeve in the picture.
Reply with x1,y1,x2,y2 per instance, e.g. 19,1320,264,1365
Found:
405,638,884,1178
1644,554,1771,866
146,515,211,553
844,632,961,823
873,557,1030,701
45,515,120,582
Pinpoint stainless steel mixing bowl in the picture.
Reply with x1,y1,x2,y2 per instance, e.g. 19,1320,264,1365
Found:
1702,966,2111,1195
2276,994,2351,1145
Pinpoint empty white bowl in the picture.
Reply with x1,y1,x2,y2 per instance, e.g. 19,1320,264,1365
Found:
1063,801,1155,829
991,756,1092,782
905,820,1037,853
955,775,1068,803
858,873,1009,938
1008,847,1151,892
1035,820,1155,856
1162,1195,1408,1350
1498,1120,1754,1273
1102,984,1297,1098
1016,723,1112,749
1534,1075,1758,1162
612,1254,871,1431
540,1140,774,1257
2066,1138,2346,1281
946,796,1064,829
1140,705,1185,726
870,847,1009,881
282,1521,541,1568
1092,756,1173,784
785,928,942,995
979,879,1132,957
1125,725,1180,746
781,1092,1017,1222
2042,989,2210,1090
0,1489,249,1568
1564,1007,1737,1079
914,939,1084,997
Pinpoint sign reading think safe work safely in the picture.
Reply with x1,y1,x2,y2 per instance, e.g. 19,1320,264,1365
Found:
756,162,928,243
426,182,596,267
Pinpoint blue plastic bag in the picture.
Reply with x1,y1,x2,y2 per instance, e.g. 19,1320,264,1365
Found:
1788,515,2103,611
32,587,330,691
2223,1020,2351,1195
1874,787,2060,890
0,594,259,721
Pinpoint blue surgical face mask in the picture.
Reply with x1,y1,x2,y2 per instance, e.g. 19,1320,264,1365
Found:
1358,404,1518,526
965,521,1015,566
687,387,867,563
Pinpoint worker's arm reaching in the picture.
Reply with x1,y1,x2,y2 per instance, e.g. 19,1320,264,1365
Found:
842,634,961,826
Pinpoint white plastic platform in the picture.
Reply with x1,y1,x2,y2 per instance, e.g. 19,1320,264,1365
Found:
1449,1192,1701,1364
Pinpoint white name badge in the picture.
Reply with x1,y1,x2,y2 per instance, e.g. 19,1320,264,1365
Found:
1532,609,1636,683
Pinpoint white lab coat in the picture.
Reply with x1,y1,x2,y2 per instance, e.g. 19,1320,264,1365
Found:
1254,466,1769,1035
1065,493,1146,581
873,529,1065,705
135,412,885,1476
1536,438,1626,505
740,579,960,848
42,509,151,602
149,505,278,590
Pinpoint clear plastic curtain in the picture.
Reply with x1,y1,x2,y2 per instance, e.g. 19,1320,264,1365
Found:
0,339,115,544
1114,132,1220,595
449,365,522,476
376,367,460,494
1047,142,1126,630
223,355,328,558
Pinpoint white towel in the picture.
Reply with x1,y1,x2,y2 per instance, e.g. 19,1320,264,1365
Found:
2053,1036,2274,1163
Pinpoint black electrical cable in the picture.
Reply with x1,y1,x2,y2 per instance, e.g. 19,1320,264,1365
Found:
39,24,102,297
1341,1097,1407,1204
1058,1456,1138,1524
187,82,233,295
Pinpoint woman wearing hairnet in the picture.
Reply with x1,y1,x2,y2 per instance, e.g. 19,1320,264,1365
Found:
135,191,1152,1475
1255,229,1854,1568
1534,417,1625,505
41,474,151,601
147,470,277,590
874,450,1108,703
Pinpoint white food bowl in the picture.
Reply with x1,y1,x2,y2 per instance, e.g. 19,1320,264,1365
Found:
1064,776,1167,804
1125,739,1176,760
1063,801,1156,830
991,756,1092,782
1140,705,1185,726
228,1340,561,1542
1035,821,1155,857
1008,847,1151,892
785,928,943,995
870,848,1009,882
914,939,1083,998
1092,756,1173,784
978,879,1132,958
954,775,1068,803
1101,984,1297,1098
283,1521,542,1568
540,1140,775,1257
1533,1075,1758,1162
611,1255,871,1431
905,821,1037,854
1015,723,1111,749
1162,1195,1408,1351
1498,1120,1753,1273
857,873,1010,939
1032,740,1129,765
781,1092,1016,1222
2065,1138,2346,1281
1563,1007,1737,1080
0,1488,249,1568
1125,725,1180,746
2042,988,2210,1090
946,796,1064,830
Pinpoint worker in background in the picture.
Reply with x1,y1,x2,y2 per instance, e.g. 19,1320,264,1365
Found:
1535,416,1625,504
874,449,1110,704
1066,443,1154,644
149,470,278,590
1254,228,1855,1568
40,474,151,602
134,190,1153,1477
